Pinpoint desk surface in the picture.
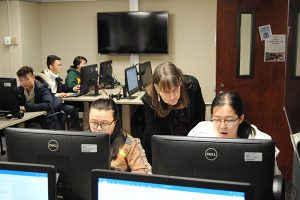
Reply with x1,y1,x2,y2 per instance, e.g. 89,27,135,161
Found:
0,111,46,130
63,87,144,132
64,87,144,105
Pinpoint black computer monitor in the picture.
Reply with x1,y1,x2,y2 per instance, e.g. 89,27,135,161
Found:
124,65,139,96
0,161,56,200
99,60,114,89
0,78,22,118
138,61,152,90
152,135,275,200
5,127,110,200
80,64,99,95
91,169,253,200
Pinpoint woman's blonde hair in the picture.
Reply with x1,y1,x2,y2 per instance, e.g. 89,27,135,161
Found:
147,62,189,117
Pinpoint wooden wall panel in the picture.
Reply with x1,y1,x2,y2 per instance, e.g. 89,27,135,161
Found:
217,0,292,178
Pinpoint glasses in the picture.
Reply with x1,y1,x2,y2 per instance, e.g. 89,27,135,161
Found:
89,119,115,130
210,117,239,127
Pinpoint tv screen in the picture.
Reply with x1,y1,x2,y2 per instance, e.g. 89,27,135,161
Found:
97,11,168,54
152,135,275,200
5,127,110,200
91,169,253,200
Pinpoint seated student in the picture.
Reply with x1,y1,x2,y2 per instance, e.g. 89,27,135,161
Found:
38,55,81,130
65,56,87,88
16,66,62,129
89,98,152,174
188,91,281,175
141,61,206,162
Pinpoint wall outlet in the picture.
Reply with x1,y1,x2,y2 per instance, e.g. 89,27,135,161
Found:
11,37,17,45
4,36,11,45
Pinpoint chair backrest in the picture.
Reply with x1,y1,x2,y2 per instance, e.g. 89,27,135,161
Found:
43,111,65,130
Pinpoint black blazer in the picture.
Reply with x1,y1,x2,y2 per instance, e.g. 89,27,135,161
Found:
141,75,206,161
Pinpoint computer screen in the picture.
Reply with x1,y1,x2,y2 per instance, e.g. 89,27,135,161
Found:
138,61,152,90
0,161,56,200
80,64,99,95
124,66,139,96
99,60,114,88
0,78,21,117
152,135,275,200
91,169,253,200
5,127,110,200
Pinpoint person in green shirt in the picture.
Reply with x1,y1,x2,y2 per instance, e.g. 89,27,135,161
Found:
65,56,87,88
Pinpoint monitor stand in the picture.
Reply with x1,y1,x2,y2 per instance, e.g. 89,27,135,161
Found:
94,83,99,95
84,83,101,96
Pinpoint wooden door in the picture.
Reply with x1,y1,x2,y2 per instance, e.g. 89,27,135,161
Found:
216,0,292,178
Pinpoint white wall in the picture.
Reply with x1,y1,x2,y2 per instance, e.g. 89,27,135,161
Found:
1,0,216,110
40,0,216,104
0,1,9,76
20,1,42,70
0,1,23,78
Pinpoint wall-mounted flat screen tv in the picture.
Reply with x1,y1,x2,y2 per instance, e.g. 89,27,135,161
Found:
97,11,168,55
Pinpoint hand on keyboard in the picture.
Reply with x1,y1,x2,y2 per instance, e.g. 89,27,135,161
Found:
67,92,82,97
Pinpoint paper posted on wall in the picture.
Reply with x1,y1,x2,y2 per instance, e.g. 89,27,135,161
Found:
264,34,286,62
259,24,272,40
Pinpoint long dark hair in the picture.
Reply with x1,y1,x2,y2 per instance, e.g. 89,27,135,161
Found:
147,62,189,118
89,98,126,160
211,91,255,138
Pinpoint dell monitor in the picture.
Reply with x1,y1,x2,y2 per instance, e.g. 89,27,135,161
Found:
99,60,114,89
138,61,152,90
152,135,275,200
124,65,139,97
5,127,110,200
80,64,99,95
0,161,56,200
0,78,23,118
91,169,253,200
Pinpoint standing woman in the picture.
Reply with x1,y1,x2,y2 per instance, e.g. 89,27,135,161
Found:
141,62,206,162
65,56,87,88
89,98,152,174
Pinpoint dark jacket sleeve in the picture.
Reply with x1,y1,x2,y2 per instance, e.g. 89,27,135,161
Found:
56,77,74,93
24,80,53,112
141,93,165,162
185,75,206,123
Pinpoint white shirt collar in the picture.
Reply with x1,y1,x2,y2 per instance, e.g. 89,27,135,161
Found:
44,68,58,80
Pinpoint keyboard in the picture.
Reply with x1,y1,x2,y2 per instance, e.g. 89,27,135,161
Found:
68,92,83,97
122,96,137,99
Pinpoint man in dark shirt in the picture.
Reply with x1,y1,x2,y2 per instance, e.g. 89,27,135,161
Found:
17,65,63,129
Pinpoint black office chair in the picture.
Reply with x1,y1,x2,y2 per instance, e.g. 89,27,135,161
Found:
63,104,82,131
43,111,66,130
0,130,5,155
273,175,285,200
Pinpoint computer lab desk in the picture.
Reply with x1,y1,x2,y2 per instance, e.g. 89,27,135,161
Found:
0,111,47,130
0,111,47,155
63,86,145,132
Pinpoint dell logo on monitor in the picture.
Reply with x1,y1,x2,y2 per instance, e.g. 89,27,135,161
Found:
48,140,59,151
205,148,218,161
